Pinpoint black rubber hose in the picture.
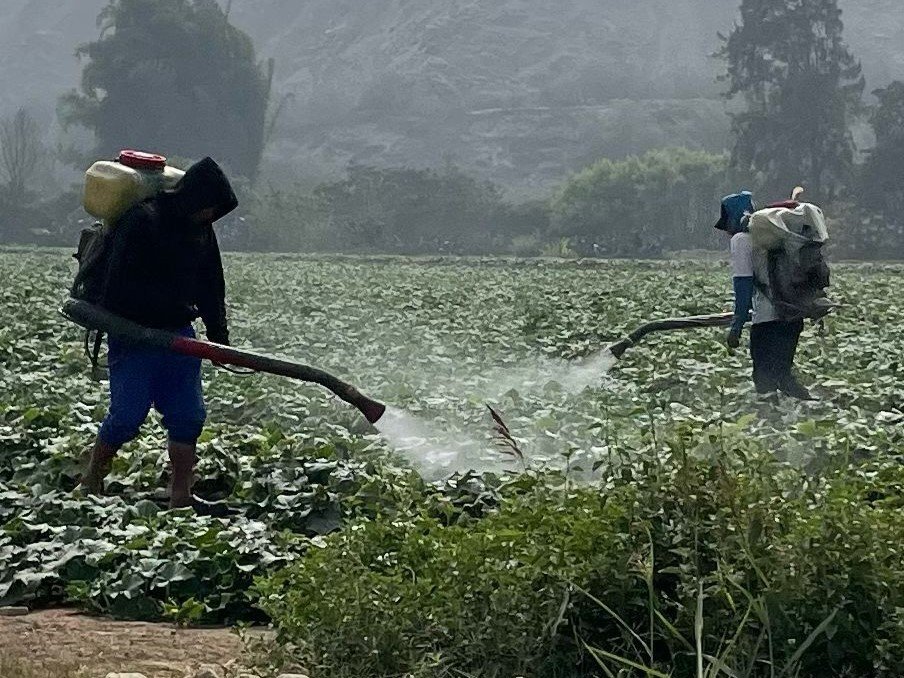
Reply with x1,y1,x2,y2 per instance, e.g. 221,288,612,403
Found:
607,312,735,358
61,299,387,424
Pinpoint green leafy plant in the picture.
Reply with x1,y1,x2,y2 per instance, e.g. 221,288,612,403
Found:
257,446,904,677
1,247,902,678
163,596,206,627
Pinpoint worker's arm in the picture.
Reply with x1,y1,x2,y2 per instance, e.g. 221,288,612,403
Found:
727,232,754,348
731,276,754,337
197,226,229,345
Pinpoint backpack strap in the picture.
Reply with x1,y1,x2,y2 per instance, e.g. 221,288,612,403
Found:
84,329,107,381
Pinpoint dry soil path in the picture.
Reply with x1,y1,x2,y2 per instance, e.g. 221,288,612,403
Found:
0,609,254,678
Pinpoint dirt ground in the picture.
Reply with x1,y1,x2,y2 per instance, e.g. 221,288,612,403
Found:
0,609,259,678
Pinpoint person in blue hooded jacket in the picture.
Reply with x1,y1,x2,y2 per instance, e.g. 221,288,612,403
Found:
715,191,812,400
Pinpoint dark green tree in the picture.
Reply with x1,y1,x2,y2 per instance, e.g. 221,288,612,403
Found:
60,0,272,180
720,0,864,200
861,81,904,215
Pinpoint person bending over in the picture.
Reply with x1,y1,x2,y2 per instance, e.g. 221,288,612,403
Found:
79,157,237,507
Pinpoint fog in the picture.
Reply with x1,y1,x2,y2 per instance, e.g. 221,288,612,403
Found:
1,1,902,190
0,0,902,258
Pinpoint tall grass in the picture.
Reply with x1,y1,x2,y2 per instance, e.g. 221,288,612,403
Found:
255,430,904,677
581,581,840,677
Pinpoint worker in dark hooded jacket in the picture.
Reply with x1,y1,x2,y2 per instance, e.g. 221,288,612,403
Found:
79,157,238,508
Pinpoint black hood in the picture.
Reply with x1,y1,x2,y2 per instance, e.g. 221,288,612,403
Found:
165,157,238,223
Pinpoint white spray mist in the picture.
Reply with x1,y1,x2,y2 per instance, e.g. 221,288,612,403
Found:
372,348,618,476
373,406,496,478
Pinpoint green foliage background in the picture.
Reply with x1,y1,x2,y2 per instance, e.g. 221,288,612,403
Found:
0,250,902,675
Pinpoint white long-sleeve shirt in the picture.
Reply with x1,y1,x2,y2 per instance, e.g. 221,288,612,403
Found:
730,232,776,325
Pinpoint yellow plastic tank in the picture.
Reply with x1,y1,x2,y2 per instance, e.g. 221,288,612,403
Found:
83,150,185,224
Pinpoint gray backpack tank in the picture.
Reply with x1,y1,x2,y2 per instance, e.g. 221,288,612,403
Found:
748,204,833,321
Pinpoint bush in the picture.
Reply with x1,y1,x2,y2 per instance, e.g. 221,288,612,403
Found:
246,164,521,255
258,473,637,678
509,232,546,257
549,147,732,257
244,151,737,259
256,440,904,678
826,202,904,260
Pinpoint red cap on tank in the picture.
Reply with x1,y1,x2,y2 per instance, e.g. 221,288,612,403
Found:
118,150,167,171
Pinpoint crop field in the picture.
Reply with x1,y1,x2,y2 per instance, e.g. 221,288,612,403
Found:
1,249,903,677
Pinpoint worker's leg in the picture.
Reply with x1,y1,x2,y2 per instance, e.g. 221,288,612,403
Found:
749,321,781,393
79,438,119,496
776,319,804,374
82,339,154,494
776,319,811,399
153,327,206,509
166,441,198,509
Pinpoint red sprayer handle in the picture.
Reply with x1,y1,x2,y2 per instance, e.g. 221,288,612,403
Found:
61,299,386,424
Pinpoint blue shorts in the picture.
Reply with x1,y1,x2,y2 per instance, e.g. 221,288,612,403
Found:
99,326,206,447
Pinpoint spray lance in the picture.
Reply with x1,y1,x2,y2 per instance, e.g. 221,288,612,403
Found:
606,312,736,359
61,299,387,425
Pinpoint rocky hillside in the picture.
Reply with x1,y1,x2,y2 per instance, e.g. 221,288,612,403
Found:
1,0,902,192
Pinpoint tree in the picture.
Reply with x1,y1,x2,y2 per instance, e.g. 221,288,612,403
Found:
311,164,508,254
860,81,904,215
720,0,864,200
245,164,515,254
60,0,272,180
0,108,47,241
0,109,44,204
549,148,730,257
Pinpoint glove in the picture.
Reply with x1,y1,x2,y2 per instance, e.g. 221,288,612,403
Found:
206,327,230,346
726,328,741,350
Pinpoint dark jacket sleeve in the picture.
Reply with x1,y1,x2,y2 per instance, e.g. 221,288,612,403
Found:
197,227,229,345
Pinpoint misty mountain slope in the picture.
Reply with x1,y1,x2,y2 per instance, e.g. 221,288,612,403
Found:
0,0,106,119
219,0,735,190
231,0,727,112
1,0,902,191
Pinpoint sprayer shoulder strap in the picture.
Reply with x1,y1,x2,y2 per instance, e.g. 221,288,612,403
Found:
752,253,774,301
84,328,104,372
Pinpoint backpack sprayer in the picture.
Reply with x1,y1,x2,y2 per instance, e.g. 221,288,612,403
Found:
61,298,387,425
69,149,387,426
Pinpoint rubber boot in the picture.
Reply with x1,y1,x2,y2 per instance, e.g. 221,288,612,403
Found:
753,373,779,395
167,440,197,509
78,439,119,495
779,374,816,401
